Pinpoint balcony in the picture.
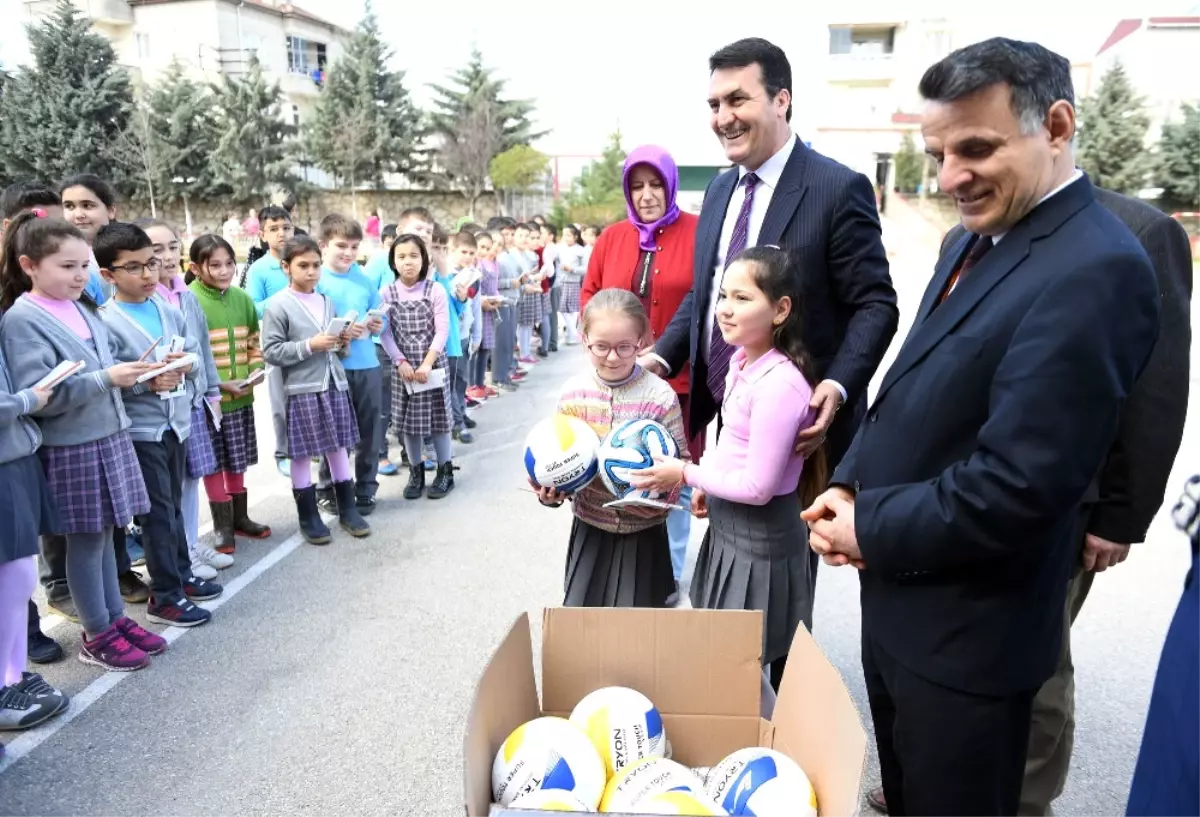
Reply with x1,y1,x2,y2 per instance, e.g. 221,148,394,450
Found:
827,25,898,82
82,0,132,26
826,53,897,83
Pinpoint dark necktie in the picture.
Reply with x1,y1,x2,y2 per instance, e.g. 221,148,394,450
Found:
938,235,993,305
707,172,759,403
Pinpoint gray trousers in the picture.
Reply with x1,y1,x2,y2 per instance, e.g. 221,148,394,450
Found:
492,304,516,384
548,286,562,351
317,366,382,501
376,343,393,459
268,364,288,461
67,527,123,637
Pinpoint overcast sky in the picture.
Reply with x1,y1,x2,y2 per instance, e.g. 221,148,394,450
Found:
1,0,1192,172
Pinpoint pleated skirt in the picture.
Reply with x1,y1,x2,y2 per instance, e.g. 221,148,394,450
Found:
0,454,59,562
564,517,674,608
689,493,813,664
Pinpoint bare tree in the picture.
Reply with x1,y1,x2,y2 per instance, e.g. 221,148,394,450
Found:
440,94,502,218
108,101,170,217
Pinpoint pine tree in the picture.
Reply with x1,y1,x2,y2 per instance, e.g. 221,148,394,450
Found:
147,60,221,230
0,0,133,183
308,2,423,193
1076,60,1151,195
567,131,627,224
209,55,294,203
1155,103,1200,210
893,132,923,194
428,48,545,154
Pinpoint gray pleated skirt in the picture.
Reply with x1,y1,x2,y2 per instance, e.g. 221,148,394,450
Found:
689,493,814,664
564,517,675,608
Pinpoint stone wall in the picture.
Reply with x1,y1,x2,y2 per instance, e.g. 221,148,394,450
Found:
120,189,503,236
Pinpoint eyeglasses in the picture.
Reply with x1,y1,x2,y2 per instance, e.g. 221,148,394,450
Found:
110,257,163,276
585,341,639,360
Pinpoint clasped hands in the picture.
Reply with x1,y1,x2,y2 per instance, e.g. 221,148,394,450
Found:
802,486,863,569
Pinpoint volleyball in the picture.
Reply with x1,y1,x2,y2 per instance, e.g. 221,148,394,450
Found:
524,414,601,494
705,747,818,817
597,419,679,500
599,757,708,813
569,686,668,777
639,790,729,815
507,788,596,812
491,717,607,809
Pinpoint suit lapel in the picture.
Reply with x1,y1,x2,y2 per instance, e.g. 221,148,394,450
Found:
757,137,809,246
697,170,736,279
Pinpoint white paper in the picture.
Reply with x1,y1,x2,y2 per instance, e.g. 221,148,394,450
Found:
402,367,446,394
237,368,266,390
158,337,188,399
205,399,222,431
135,353,198,384
602,496,688,512
34,360,85,390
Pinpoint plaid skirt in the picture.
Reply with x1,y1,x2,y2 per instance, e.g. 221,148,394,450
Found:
561,280,582,313
39,432,150,535
391,369,452,437
537,291,548,321
287,388,360,459
517,291,538,326
212,404,259,474
481,310,496,350
185,404,219,479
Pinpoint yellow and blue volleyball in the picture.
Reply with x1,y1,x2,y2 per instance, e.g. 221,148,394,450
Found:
508,787,596,812
492,717,606,809
599,757,707,813
639,789,729,815
569,686,667,778
524,415,601,494
597,419,679,501
705,747,818,817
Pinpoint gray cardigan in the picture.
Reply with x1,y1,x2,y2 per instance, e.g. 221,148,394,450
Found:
0,297,130,447
179,289,222,409
0,341,42,465
261,290,349,396
99,296,200,443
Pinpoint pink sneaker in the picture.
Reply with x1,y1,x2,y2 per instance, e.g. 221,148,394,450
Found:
519,356,539,365
115,617,168,655
79,624,150,672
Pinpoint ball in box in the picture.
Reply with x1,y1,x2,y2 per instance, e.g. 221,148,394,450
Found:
705,747,818,817
524,415,601,494
639,789,729,815
599,757,708,813
570,686,667,778
597,419,679,501
492,716,606,809
508,788,596,812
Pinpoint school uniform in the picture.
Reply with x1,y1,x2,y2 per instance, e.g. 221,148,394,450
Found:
492,253,524,385
558,244,585,315
161,281,222,481
434,269,469,432
261,290,359,459
381,279,452,438
0,343,59,564
246,254,291,463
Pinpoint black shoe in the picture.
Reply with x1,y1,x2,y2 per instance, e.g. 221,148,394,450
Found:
537,349,549,358
147,595,212,628
463,415,478,429
27,631,64,665
404,465,425,499
427,461,456,499
118,570,150,604
333,480,371,537
316,487,337,514
183,575,223,601
293,486,331,545
465,397,481,409
355,496,376,516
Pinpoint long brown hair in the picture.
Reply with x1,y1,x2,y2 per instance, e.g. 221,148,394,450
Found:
732,246,829,507
0,211,91,312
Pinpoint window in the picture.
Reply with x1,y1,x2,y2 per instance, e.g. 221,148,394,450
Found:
286,36,310,74
136,32,150,60
292,105,300,127
829,26,896,56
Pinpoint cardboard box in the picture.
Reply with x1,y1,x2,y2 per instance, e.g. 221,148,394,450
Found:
463,608,867,816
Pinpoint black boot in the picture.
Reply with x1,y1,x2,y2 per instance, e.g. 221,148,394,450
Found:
403,465,425,499
333,480,370,537
209,500,236,554
427,461,456,499
231,491,272,539
293,486,331,545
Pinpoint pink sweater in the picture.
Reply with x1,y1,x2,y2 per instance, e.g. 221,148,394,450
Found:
379,278,449,365
683,348,815,504
155,276,188,309
24,293,91,339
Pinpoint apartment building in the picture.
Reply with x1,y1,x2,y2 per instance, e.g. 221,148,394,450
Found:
23,0,346,125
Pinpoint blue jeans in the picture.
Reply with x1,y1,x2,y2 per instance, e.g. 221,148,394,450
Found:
666,484,693,582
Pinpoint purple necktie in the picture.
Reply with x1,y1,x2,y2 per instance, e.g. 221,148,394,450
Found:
707,172,759,404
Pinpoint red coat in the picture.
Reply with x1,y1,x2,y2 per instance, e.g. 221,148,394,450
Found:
581,214,698,395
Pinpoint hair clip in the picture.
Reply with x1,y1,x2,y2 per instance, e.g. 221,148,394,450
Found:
31,207,47,219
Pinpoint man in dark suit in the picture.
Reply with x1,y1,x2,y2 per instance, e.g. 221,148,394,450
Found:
863,186,1194,817
644,37,898,469
804,38,1162,815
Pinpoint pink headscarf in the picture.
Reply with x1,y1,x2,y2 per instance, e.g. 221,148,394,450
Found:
622,145,681,252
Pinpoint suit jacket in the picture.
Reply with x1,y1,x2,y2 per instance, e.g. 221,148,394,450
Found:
942,189,1192,544
655,138,898,465
834,176,1161,695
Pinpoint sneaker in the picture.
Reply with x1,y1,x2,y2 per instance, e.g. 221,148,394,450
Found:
193,541,234,571
115,617,169,653
46,593,78,622
465,397,482,409
455,430,474,444
147,596,211,629
464,415,478,430
379,459,399,476
188,544,218,581
15,673,69,716
355,496,376,516
118,570,150,604
537,349,549,358
316,488,337,514
0,684,63,731
79,625,149,672
126,529,145,568
276,457,291,477
466,386,487,402
497,382,519,393
484,386,499,397
424,459,436,472
183,576,223,602
27,630,64,664
519,356,539,365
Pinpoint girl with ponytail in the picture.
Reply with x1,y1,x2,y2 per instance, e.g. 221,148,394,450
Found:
630,245,825,692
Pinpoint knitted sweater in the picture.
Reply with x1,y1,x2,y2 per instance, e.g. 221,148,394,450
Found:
557,366,690,534
187,281,264,412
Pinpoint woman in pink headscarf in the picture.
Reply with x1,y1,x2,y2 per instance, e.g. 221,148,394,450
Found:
580,144,699,604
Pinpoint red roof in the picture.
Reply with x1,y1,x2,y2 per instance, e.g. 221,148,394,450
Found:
1096,18,1142,54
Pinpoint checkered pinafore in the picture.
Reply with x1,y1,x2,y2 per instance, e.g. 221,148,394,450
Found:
386,279,452,437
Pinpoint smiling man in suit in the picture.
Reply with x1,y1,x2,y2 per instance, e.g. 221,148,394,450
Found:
804,38,1162,815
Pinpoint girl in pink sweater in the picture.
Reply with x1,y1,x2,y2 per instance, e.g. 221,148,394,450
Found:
633,246,825,690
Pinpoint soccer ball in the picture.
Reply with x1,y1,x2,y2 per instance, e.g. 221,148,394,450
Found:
569,686,667,778
705,747,818,817
597,419,679,501
599,757,708,813
639,790,729,815
508,788,596,812
491,717,607,809
524,415,601,494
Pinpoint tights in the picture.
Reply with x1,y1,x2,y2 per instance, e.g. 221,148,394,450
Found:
182,477,200,546
404,433,451,467
202,470,245,502
291,448,350,489
66,527,124,638
0,557,36,686
471,348,491,389
517,324,534,359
